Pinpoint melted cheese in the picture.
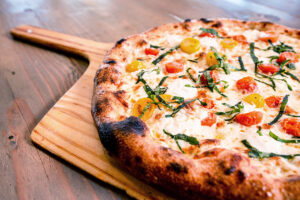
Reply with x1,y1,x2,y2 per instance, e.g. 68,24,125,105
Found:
119,23,300,178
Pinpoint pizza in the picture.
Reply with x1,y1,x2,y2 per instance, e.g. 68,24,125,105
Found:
92,18,300,199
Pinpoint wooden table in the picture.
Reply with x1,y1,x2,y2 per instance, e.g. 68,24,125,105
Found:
1,0,299,199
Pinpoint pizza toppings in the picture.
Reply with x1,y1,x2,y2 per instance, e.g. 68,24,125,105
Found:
277,52,298,64
215,101,244,121
269,131,300,143
165,60,184,73
243,93,265,108
235,111,263,126
280,118,300,137
145,48,159,56
152,45,180,65
268,94,289,125
200,70,219,85
236,76,258,93
201,98,215,109
132,98,155,121
180,37,201,54
265,96,282,108
220,38,238,49
199,28,223,38
232,35,248,44
258,64,280,74
199,32,215,38
126,60,146,72
258,32,279,43
201,112,217,126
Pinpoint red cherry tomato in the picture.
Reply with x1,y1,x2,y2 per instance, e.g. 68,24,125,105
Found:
232,35,248,44
165,61,184,73
259,32,279,43
276,52,297,64
236,76,257,93
200,70,219,85
144,48,159,56
281,118,300,137
201,98,215,109
201,112,217,127
265,96,282,108
199,32,215,38
235,111,263,126
258,64,280,74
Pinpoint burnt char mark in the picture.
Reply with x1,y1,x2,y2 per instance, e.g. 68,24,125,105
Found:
113,90,129,108
95,67,119,85
199,18,213,24
116,38,126,46
261,21,273,28
225,166,236,175
167,162,188,174
98,117,147,156
184,18,191,22
211,21,222,28
286,175,300,182
236,170,246,183
104,59,116,65
137,39,147,47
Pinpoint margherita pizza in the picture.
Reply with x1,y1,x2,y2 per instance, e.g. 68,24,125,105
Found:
92,18,300,199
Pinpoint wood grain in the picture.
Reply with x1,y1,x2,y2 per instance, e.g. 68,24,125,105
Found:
1,0,300,200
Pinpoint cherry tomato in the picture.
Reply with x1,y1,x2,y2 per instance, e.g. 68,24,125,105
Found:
258,64,280,74
201,70,219,85
132,98,155,121
232,35,248,44
126,60,146,72
165,60,184,73
235,111,263,126
265,96,282,108
220,39,238,49
144,48,159,56
243,93,265,108
180,37,201,54
276,52,298,64
236,76,257,93
201,98,215,109
201,112,217,127
199,32,215,38
259,32,279,43
281,118,300,137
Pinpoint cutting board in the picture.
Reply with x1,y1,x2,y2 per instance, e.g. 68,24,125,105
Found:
10,25,173,200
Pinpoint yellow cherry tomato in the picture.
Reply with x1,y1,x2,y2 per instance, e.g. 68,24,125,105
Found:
158,94,174,109
132,98,155,121
243,93,265,108
180,37,201,54
220,39,238,49
126,60,146,72
206,51,227,66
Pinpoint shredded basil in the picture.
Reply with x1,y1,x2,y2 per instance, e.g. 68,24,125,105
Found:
165,99,196,118
250,42,262,73
152,45,180,65
211,47,230,74
171,96,185,104
269,131,300,144
184,84,203,88
152,66,161,74
257,126,262,136
150,44,165,50
138,103,153,118
241,139,300,159
286,63,296,70
202,71,227,97
216,102,244,121
163,129,199,153
187,58,200,63
237,56,247,71
186,68,197,83
199,28,223,38
263,41,296,54
268,94,289,125
268,55,279,63
254,78,276,91
284,71,300,82
286,114,300,118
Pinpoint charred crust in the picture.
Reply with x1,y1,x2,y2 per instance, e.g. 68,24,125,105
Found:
184,18,191,22
115,38,126,46
261,21,273,27
97,122,119,155
211,21,222,28
225,166,236,175
116,117,147,136
167,162,188,174
113,90,128,108
199,18,213,23
104,59,116,65
137,39,147,47
236,170,246,183
95,67,120,85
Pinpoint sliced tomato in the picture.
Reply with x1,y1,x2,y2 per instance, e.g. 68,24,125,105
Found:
232,35,248,44
281,118,300,137
165,60,184,73
265,96,282,108
276,52,298,64
200,70,219,85
199,32,215,38
144,48,159,56
258,64,280,74
201,113,217,127
259,32,279,43
236,76,257,93
201,98,215,109
235,111,263,126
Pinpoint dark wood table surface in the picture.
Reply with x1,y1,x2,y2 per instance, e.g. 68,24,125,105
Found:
1,0,300,199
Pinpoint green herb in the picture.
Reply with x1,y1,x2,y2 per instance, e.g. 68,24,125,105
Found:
268,94,289,125
254,78,276,91
216,102,244,121
250,42,261,73
211,47,230,74
257,126,262,136
152,66,161,74
286,63,296,70
171,96,185,104
152,45,180,65
237,56,247,71
199,28,223,38
284,71,300,82
263,41,295,54
286,114,300,118
137,58,144,61
268,55,279,63
187,57,200,63
241,139,300,159
272,77,293,91
163,129,199,153
202,71,227,97
184,84,203,88
269,131,300,144
138,103,153,118
150,44,165,50
178,75,187,78
165,98,206,118
186,68,197,83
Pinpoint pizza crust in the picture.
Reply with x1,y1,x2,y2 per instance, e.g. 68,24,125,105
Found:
92,18,300,199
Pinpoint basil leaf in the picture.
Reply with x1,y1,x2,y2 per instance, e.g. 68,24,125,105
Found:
187,59,199,63
200,28,223,38
286,63,296,70
184,84,203,88
216,102,243,119
284,71,300,82
254,78,276,91
186,68,197,83
269,131,300,144
152,45,179,65
165,99,196,118
250,42,260,73
257,126,262,136
269,42,295,54
211,47,230,74
286,114,300,118
152,66,161,74
241,139,300,159
150,44,165,50
237,56,247,71
138,103,153,118
268,94,289,125
172,96,185,104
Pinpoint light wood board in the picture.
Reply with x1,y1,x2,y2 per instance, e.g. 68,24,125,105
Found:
11,25,172,200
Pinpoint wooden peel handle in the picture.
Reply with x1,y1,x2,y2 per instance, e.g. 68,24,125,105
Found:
10,25,109,60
